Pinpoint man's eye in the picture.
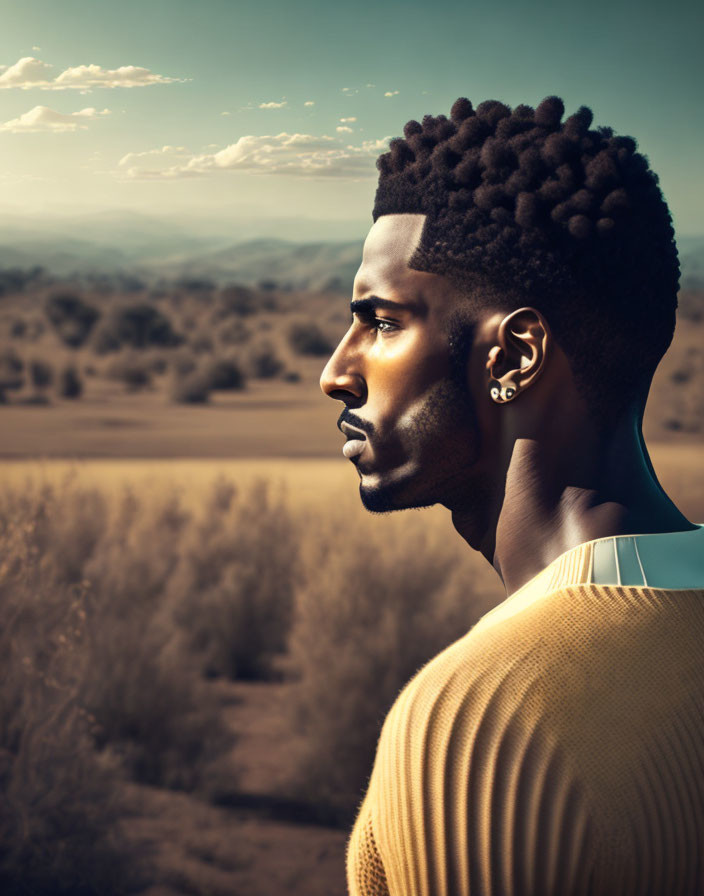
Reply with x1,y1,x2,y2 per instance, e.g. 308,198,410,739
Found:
369,317,398,334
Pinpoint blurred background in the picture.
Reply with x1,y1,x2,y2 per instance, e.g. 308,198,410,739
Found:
1,0,703,893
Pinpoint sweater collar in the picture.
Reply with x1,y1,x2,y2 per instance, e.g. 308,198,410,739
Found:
510,522,704,598
476,523,704,636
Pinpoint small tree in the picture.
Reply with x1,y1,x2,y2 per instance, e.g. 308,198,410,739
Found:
247,339,284,379
205,357,246,391
29,359,53,390
58,365,83,399
171,370,210,404
0,349,24,391
45,293,100,348
287,321,334,356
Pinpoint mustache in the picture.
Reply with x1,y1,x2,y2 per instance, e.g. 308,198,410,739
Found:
337,409,376,438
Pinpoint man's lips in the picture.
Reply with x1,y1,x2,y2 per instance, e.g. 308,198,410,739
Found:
339,420,368,441
339,419,368,460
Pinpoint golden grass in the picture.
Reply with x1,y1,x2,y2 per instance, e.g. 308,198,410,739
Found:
0,447,702,886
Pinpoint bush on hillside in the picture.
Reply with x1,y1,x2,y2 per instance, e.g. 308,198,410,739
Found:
287,321,334,356
218,285,257,318
170,369,210,403
246,339,284,379
0,348,24,391
92,302,184,354
29,358,53,390
45,293,100,348
218,318,252,346
105,354,152,392
57,365,83,399
204,357,246,391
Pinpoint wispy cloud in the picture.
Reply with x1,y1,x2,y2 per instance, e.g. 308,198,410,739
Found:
0,104,110,133
304,100,315,106
340,117,357,123
384,90,399,97
336,126,353,134
118,145,190,167
0,56,184,90
259,100,287,109
341,87,358,96
117,132,392,180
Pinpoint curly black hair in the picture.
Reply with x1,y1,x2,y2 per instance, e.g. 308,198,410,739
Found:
373,95,680,424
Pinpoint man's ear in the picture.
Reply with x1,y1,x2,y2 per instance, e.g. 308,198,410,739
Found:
486,307,550,402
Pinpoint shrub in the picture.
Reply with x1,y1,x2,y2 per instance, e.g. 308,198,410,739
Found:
170,369,210,403
284,505,503,825
189,332,214,354
205,357,246,391
0,481,234,795
0,510,147,895
170,478,301,680
0,348,24,391
218,318,252,346
287,321,334,356
9,318,26,338
218,285,257,317
29,358,53,389
105,354,152,392
57,365,83,399
92,303,183,354
246,339,284,379
170,348,198,378
45,293,100,348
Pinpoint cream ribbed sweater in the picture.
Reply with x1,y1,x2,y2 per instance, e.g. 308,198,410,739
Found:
346,524,704,896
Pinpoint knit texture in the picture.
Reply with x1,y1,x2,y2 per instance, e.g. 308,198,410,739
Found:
346,533,704,896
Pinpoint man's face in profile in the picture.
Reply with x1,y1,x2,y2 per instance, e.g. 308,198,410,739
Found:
320,213,486,513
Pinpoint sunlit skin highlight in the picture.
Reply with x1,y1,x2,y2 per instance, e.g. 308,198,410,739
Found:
320,213,696,596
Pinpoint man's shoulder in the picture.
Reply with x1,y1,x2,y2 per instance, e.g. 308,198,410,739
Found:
379,580,704,762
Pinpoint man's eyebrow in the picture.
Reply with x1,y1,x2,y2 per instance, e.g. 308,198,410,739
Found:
349,296,415,315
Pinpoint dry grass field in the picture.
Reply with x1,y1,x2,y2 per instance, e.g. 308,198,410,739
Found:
0,275,702,894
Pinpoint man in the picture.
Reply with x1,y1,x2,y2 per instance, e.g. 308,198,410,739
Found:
320,96,704,895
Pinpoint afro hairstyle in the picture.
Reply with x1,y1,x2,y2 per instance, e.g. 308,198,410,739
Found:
373,95,680,425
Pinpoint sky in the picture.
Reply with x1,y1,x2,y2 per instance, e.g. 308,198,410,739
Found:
0,0,702,240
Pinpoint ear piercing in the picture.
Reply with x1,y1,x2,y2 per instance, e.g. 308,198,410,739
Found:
489,379,518,403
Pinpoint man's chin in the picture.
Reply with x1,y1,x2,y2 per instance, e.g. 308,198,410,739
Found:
358,478,436,514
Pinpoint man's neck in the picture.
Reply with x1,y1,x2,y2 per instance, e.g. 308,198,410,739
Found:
450,412,695,597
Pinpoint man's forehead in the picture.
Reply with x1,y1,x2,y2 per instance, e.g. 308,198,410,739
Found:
362,213,426,263
355,214,428,295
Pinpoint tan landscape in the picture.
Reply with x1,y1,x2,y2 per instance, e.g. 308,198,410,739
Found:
0,272,703,895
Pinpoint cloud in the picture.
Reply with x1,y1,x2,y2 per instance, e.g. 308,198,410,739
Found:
0,56,184,90
118,145,189,167
340,117,357,123
341,87,358,95
0,104,110,133
117,132,393,181
384,90,399,97
304,100,315,106
336,126,353,134
221,110,231,116
259,100,287,109
32,46,41,52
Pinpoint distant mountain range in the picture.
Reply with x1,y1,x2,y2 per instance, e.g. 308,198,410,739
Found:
0,211,702,293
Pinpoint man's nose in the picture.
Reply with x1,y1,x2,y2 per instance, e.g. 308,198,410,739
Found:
319,341,365,404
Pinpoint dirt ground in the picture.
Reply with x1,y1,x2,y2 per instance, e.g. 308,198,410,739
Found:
124,677,349,896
